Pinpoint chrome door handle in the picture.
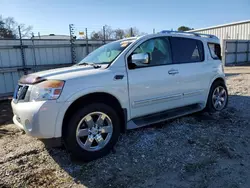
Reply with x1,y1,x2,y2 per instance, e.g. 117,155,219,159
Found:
168,69,179,75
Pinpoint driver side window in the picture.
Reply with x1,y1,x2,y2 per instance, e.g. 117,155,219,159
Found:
132,37,172,67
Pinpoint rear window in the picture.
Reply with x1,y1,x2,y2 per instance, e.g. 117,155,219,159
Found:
170,37,204,64
208,43,221,60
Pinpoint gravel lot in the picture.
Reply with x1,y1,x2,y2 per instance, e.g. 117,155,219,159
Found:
0,66,250,188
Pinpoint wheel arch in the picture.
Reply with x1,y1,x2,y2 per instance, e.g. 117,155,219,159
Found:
205,75,228,112
204,75,226,107
208,76,226,93
211,77,226,85
204,76,227,106
62,92,126,139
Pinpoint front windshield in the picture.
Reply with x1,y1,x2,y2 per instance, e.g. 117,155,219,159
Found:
78,39,135,65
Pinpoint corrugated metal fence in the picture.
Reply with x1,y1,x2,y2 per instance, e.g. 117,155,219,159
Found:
223,39,250,65
0,39,108,98
1,38,249,98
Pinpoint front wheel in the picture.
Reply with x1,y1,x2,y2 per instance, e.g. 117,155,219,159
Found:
206,81,228,112
64,103,121,161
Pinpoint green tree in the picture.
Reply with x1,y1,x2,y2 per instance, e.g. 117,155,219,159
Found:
177,26,193,32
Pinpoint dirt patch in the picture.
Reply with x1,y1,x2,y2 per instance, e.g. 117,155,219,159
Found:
0,100,12,126
0,66,250,188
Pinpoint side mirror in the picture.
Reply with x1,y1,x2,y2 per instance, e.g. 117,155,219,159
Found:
131,53,149,66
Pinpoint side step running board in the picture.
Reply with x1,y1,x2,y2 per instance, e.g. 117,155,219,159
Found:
127,104,202,129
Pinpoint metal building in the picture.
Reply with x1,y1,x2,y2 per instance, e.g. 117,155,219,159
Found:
189,20,250,66
189,20,250,42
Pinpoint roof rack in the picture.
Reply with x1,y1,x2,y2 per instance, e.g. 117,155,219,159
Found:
160,30,218,39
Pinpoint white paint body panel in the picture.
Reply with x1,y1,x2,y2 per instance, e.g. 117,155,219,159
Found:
127,65,183,118
11,33,226,138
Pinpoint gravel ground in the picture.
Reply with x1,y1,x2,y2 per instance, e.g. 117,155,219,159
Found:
0,66,250,188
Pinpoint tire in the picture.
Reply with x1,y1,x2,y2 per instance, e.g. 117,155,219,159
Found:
64,103,121,161
205,80,228,113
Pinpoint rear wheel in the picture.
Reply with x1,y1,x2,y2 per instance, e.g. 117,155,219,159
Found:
206,81,228,112
64,103,121,161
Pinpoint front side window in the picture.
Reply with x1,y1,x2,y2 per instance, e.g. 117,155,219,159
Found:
131,37,172,67
208,43,221,60
78,39,134,65
170,37,204,64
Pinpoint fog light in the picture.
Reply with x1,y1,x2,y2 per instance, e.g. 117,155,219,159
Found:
25,119,32,131
16,116,21,123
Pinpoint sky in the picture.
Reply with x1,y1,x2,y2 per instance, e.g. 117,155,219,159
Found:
1,0,250,37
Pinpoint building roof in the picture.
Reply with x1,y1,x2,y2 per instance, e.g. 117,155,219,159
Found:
189,20,250,32
33,34,70,40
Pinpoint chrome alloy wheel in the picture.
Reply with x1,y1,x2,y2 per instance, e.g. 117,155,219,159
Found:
76,112,113,151
212,86,227,110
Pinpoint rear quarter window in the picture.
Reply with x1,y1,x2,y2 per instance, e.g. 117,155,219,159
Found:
208,43,221,60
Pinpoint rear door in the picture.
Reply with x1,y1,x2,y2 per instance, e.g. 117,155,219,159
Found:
169,37,210,106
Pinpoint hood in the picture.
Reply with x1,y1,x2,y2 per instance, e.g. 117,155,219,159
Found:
19,65,108,84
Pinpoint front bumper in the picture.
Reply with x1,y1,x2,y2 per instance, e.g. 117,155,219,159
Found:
11,100,63,139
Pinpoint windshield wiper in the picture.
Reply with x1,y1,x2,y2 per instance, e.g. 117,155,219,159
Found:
78,62,90,66
78,62,101,68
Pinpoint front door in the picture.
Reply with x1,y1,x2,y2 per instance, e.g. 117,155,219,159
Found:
126,37,184,119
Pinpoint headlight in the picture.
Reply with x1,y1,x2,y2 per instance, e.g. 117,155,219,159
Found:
29,80,65,101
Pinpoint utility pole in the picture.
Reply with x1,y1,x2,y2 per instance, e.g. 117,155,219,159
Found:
69,24,77,64
103,25,106,44
130,27,133,37
31,32,37,69
85,28,89,55
18,26,27,74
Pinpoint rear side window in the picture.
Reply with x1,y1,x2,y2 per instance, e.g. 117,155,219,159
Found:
208,43,221,60
170,37,204,64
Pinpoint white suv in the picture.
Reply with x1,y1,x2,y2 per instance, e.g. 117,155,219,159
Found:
11,31,228,161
